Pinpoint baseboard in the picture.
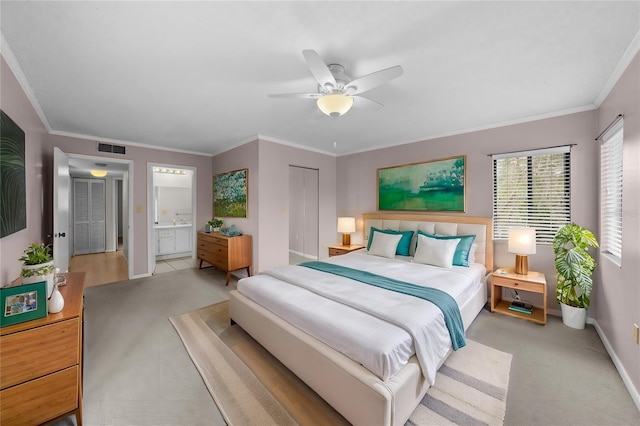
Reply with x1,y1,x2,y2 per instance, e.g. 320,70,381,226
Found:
131,272,152,280
589,317,640,412
288,249,318,260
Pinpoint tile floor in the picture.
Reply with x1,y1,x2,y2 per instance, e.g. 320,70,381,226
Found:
154,256,197,274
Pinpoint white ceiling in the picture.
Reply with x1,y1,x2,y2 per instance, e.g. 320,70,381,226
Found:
1,1,639,156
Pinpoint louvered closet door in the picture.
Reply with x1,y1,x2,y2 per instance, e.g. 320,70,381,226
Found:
74,180,90,255
73,178,106,255
90,180,106,253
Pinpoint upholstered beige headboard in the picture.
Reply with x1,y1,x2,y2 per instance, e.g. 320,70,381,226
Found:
362,213,493,271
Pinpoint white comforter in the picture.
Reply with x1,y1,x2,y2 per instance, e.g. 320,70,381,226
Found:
237,251,484,384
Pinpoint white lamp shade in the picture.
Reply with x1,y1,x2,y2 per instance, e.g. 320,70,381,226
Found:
317,94,354,117
337,217,356,233
508,228,537,255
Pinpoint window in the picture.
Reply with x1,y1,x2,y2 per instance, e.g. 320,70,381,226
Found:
600,119,623,263
492,146,571,244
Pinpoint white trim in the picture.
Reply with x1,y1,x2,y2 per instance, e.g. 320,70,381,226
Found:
130,273,152,280
594,30,640,107
0,33,52,131
211,134,338,158
588,318,640,412
491,145,571,160
337,105,597,157
49,130,212,157
66,152,134,279
147,162,197,277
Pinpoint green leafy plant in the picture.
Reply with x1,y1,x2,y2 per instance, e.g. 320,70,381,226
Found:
553,224,599,309
19,243,55,278
207,218,223,228
19,243,53,265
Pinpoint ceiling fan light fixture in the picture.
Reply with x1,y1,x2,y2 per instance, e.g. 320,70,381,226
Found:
317,94,353,117
90,169,107,177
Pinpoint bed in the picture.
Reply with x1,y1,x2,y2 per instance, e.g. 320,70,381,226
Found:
229,213,493,426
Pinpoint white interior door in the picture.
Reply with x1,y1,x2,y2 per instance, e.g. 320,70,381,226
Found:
53,147,70,271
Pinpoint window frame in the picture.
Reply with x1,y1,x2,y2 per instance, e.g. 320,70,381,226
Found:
492,146,572,244
599,119,624,266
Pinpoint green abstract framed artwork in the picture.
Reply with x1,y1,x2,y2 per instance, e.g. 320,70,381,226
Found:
213,168,248,218
0,110,26,238
378,155,466,212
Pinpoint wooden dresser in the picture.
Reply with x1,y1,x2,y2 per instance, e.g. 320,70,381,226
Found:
0,272,85,426
197,232,252,285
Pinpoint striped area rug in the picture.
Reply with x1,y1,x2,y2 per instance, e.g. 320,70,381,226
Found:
171,302,512,426
408,340,512,426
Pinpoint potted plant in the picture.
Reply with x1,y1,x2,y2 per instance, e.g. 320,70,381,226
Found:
553,223,599,329
19,243,56,298
206,218,223,233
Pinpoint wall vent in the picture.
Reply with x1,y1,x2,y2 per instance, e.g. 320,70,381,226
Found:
97,142,126,155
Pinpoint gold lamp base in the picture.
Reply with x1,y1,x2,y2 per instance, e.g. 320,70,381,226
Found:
514,254,529,275
342,233,351,246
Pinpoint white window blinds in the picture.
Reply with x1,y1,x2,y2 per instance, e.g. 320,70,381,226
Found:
492,146,571,244
600,119,623,263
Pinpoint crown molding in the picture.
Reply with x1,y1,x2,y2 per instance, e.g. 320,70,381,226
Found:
594,29,640,107
1,32,52,131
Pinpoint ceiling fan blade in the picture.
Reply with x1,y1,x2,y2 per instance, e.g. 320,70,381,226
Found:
302,49,337,88
268,92,321,99
345,65,403,95
352,95,383,110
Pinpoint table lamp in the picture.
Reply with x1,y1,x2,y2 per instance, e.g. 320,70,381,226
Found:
337,217,356,246
508,227,536,275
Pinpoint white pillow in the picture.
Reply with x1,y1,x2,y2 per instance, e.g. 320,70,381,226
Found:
414,234,460,268
468,243,479,264
368,232,402,258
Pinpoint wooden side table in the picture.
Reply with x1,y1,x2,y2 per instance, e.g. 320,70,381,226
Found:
491,267,547,325
328,244,365,257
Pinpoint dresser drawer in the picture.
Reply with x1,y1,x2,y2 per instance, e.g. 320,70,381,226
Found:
492,276,542,293
199,234,228,247
0,318,79,389
0,365,78,426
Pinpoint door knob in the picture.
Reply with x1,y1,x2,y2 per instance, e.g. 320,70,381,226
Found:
59,232,66,237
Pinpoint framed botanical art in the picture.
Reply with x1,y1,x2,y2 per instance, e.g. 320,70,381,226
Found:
377,155,466,212
213,168,248,218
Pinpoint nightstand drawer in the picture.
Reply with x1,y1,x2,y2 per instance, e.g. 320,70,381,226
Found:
329,248,347,257
492,276,542,293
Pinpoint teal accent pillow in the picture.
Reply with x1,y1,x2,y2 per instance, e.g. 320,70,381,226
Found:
417,230,476,267
368,227,414,256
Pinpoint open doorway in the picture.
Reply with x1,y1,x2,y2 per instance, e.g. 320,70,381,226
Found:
55,150,133,286
147,163,197,276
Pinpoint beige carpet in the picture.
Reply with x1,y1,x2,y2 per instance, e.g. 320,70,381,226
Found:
170,302,512,426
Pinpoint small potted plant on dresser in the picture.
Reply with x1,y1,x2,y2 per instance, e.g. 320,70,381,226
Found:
553,223,599,329
206,218,224,233
19,243,56,298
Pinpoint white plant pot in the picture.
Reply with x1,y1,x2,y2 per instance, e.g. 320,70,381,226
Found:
560,303,587,329
22,261,55,298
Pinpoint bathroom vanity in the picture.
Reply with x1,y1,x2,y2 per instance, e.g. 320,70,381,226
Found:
155,223,193,259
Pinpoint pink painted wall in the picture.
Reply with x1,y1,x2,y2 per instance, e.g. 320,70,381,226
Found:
212,139,260,269
1,53,213,280
337,110,599,311
212,139,336,273
257,140,336,272
595,52,640,394
45,134,213,277
0,55,49,285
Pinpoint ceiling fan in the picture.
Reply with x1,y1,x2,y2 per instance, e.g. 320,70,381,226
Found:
268,50,403,117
